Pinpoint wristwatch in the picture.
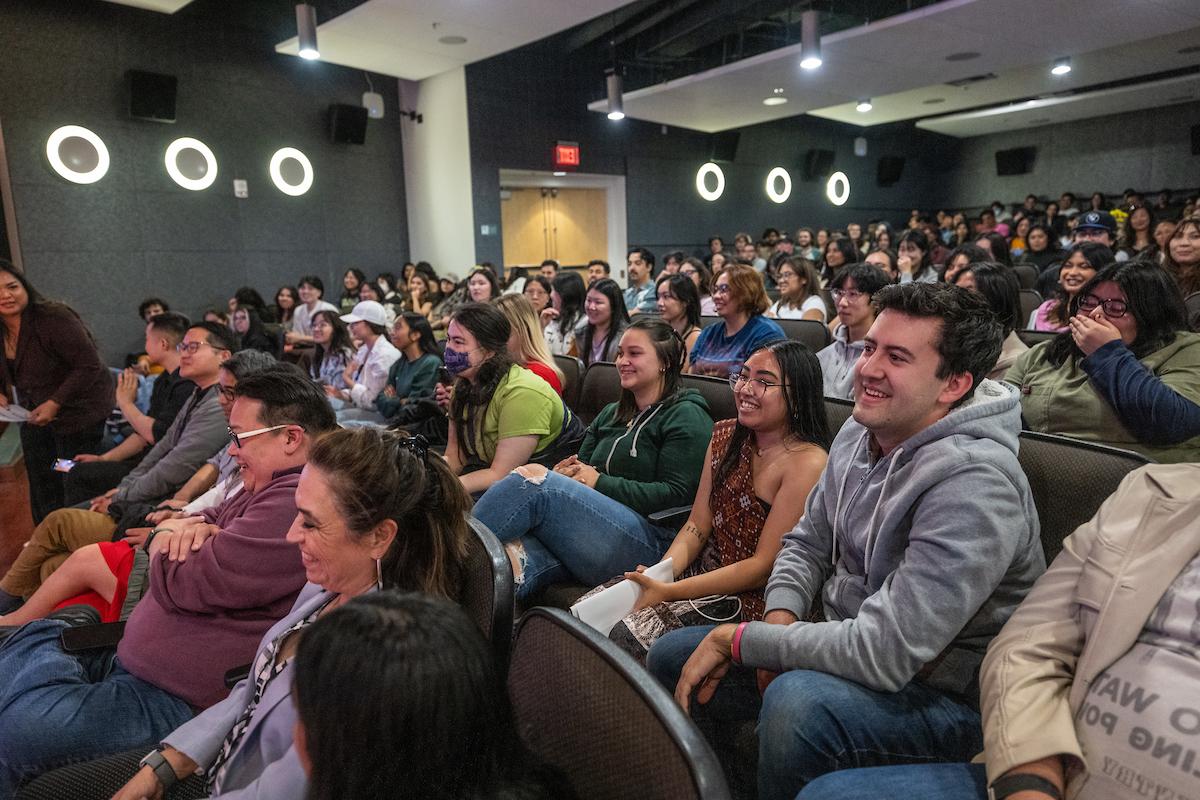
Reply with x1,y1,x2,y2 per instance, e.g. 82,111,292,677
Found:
139,749,179,790
988,773,1062,800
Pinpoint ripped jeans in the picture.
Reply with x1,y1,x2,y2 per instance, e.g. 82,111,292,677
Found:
472,471,674,600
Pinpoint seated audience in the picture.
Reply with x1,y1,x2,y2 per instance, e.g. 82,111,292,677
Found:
1007,260,1200,463
0,261,114,523
523,274,552,314
940,243,989,283
649,282,1045,800
465,266,501,306
896,229,938,283
271,285,297,332
472,319,712,601
1016,222,1064,271
688,264,784,378
655,273,704,358
541,270,588,357
227,287,273,324
540,258,559,280
624,247,658,314
495,294,565,395
1120,203,1159,260
286,275,337,346
818,237,861,287
0,367,337,794
370,312,442,424
64,312,195,504
338,268,366,312
1164,216,1200,301
137,297,169,322
797,463,1200,800
606,341,829,658
863,248,899,282
766,257,827,321
580,278,630,366
306,309,354,391
357,280,397,325
586,258,611,284
440,303,573,495
203,308,229,327
953,262,1028,380
680,257,716,315
107,429,471,800
292,593,566,800
1028,242,1114,331
403,272,435,319
975,231,1012,266
232,305,277,355
817,264,891,399
326,301,401,417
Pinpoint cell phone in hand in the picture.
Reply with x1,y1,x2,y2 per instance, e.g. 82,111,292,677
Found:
437,367,452,386
53,458,76,473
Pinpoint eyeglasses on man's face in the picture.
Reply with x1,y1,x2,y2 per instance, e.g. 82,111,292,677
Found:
177,340,215,355
228,424,292,450
832,288,866,303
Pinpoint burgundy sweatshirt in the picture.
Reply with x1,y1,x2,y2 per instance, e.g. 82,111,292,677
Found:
117,465,306,709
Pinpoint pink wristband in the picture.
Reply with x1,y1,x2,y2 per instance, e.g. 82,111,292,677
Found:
730,622,748,664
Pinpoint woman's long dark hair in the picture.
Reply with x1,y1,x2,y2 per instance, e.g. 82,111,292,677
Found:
449,303,516,461
341,268,367,303
820,237,861,284
614,318,687,425
235,305,274,354
655,273,702,332
1046,241,1115,326
1046,259,1189,367
958,262,1021,336
309,309,354,380
295,592,563,800
714,340,831,490
897,229,934,280
399,311,441,358
552,271,587,334
580,278,630,366
976,231,1012,266
274,285,297,325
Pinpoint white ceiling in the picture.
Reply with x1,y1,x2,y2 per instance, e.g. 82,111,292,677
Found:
274,0,632,81
585,0,1200,136
99,0,194,11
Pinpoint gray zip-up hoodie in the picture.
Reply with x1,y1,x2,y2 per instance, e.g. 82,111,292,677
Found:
739,378,1045,699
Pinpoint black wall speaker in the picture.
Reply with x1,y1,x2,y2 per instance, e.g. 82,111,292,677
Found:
128,70,177,123
995,146,1037,176
1191,124,1199,156
329,104,369,145
876,156,905,187
710,131,740,162
802,149,835,181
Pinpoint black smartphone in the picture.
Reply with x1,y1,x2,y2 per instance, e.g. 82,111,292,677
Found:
437,366,452,386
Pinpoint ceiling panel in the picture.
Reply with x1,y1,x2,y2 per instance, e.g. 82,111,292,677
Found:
275,0,632,81
585,0,1200,134
99,0,195,11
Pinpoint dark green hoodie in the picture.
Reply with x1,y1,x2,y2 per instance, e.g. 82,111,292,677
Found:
576,388,713,517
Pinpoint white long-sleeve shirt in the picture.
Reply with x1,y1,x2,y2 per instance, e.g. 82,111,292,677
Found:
346,336,401,409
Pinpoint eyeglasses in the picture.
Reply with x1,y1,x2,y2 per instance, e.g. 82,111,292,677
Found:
729,371,782,397
1078,294,1129,318
216,385,236,402
680,268,698,278
177,340,215,354
228,424,292,449
832,289,866,302
711,283,732,296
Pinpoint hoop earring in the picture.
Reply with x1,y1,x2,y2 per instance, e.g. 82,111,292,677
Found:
375,557,383,591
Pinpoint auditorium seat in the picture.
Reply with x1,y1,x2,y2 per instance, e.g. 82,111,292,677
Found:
1018,289,1043,325
1017,329,1056,348
576,362,737,425
824,396,854,436
508,607,731,800
772,318,831,352
1185,291,1200,331
1011,264,1038,290
554,354,586,415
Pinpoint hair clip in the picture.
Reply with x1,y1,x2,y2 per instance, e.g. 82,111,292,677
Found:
396,434,430,462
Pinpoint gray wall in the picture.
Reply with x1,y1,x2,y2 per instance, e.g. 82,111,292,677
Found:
939,101,1200,211
0,1,407,362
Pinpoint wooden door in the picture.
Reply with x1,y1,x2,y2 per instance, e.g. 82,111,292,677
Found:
501,187,607,267
501,188,551,267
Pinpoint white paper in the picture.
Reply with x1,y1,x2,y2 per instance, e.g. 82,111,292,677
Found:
0,404,30,423
571,557,674,634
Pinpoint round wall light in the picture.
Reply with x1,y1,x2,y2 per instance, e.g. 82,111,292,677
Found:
695,162,725,202
765,167,792,204
164,137,218,191
826,171,850,206
269,147,314,196
45,125,110,185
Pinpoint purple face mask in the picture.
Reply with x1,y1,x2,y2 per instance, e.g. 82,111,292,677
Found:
443,346,473,376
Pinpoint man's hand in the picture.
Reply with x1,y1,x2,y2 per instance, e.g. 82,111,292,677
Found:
89,488,118,514
674,623,737,713
115,369,139,408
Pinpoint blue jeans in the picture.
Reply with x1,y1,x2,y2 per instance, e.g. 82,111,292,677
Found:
798,763,987,799
647,626,984,800
472,471,674,601
0,620,194,797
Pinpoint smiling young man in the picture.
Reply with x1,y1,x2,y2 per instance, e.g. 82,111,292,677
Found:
623,247,658,314
817,264,892,399
648,282,1046,800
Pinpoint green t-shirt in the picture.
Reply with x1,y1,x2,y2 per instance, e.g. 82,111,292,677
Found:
468,364,564,462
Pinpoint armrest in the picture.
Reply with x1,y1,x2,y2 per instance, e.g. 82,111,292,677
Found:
224,663,251,688
648,504,692,529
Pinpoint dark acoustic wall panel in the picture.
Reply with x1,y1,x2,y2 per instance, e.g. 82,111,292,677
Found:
127,70,177,123
710,131,740,162
876,156,905,187
1192,123,1199,156
802,149,835,181
995,146,1037,176
329,104,368,145
0,0,408,364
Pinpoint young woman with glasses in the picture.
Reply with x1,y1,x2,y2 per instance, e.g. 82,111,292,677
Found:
1007,260,1200,462
688,264,785,378
1028,242,1114,332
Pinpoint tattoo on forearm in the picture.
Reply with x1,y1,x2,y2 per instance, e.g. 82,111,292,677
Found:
684,523,708,543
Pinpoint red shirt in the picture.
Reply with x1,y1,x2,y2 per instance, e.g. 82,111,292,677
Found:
525,360,563,395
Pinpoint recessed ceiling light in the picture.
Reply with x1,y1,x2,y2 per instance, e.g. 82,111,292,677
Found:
945,51,980,62
855,99,872,113
922,97,946,105
763,96,789,106
439,35,468,45
1051,57,1071,76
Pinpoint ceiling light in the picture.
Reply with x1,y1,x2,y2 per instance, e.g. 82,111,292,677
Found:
1051,57,1071,76
765,167,792,204
763,96,788,106
606,70,624,121
296,4,319,60
164,137,218,191
438,35,468,45
799,10,822,70
826,171,850,206
855,99,873,113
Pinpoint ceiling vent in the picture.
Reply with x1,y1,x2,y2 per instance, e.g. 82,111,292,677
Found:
945,73,998,88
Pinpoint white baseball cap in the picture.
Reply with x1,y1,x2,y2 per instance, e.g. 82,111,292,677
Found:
340,301,388,327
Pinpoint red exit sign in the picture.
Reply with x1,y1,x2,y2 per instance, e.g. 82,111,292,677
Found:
554,141,580,169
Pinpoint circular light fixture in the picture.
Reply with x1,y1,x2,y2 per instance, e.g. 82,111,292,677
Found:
439,35,468,45
269,147,314,196
765,167,792,204
763,96,789,106
695,162,725,202
45,125,110,185
800,55,822,70
1051,57,1072,76
826,171,850,206
164,137,218,191
855,99,873,113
